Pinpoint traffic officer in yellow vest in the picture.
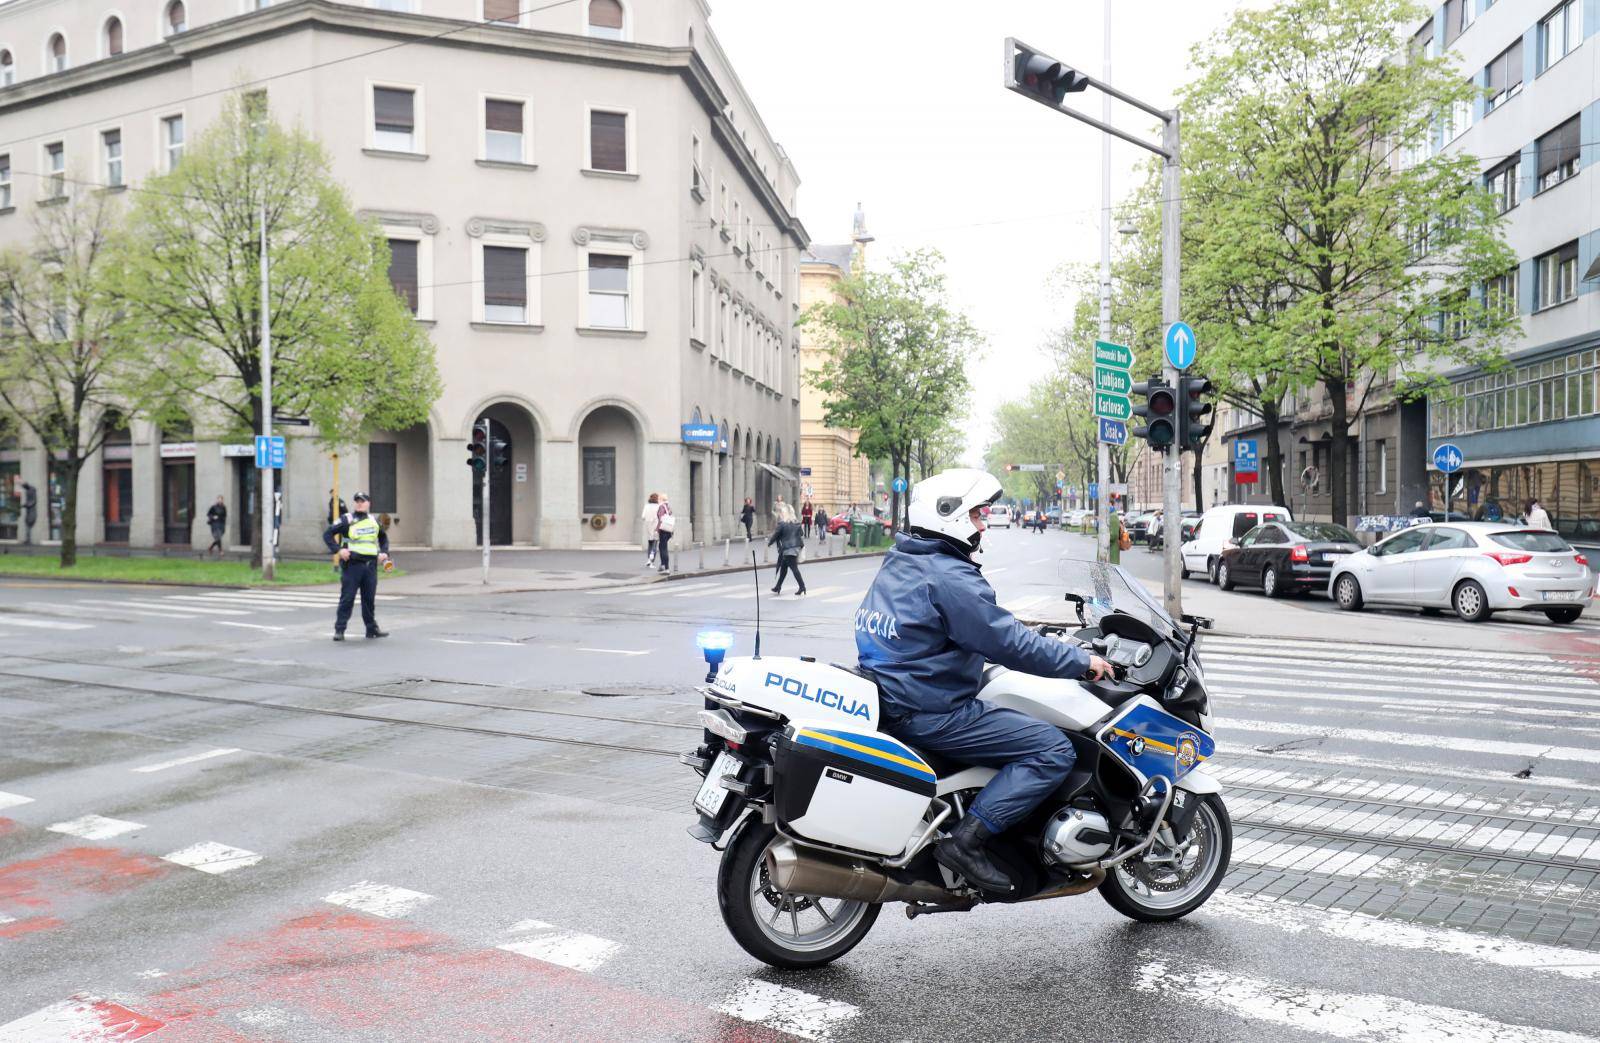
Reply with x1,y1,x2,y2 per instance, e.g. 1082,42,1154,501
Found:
322,492,390,641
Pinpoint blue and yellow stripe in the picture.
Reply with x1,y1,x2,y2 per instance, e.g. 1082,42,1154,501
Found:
794,728,937,784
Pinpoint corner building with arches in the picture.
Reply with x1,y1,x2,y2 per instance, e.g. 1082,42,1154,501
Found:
0,0,805,552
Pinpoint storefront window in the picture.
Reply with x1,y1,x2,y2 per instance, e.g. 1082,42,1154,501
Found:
1430,459,1600,544
102,415,133,543
0,461,18,539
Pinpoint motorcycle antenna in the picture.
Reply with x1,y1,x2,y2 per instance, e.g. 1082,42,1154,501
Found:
750,549,763,659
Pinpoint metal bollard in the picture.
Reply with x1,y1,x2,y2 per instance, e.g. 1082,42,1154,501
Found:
698,542,705,570
723,539,730,566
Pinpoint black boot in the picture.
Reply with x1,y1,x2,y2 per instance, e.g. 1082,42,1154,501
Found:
332,631,345,642
934,816,1014,894
366,629,389,639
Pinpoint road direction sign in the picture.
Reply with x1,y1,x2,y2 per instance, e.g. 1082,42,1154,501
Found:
1094,366,1132,395
1164,322,1197,370
1089,482,1099,499
1432,443,1464,473
1094,392,1132,421
1233,439,1259,474
1017,464,1047,472
1055,470,1065,482
254,435,285,469
1098,417,1128,445
892,476,907,493
1093,340,1134,370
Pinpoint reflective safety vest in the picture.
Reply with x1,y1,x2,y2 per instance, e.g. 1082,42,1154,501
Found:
343,515,381,557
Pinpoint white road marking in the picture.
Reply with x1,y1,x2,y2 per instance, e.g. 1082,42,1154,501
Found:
0,914,13,925
0,995,165,1042
1236,745,1600,796
497,919,622,972
1211,681,1600,714
0,615,93,630
161,841,262,875
839,567,875,575
821,591,866,604
132,748,241,773
157,595,296,613
323,881,435,919
46,814,144,840
40,600,197,619
80,598,255,617
1204,893,1600,980
1202,635,1579,669
716,979,859,1042
985,567,1008,576
575,647,651,656
1209,764,1600,823
1208,663,1600,694
677,583,747,597
0,791,34,811
630,580,722,597
1133,959,1597,1043
434,638,523,647
1000,595,1049,614
1216,716,1600,766
1205,646,1596,682
216,621,285,632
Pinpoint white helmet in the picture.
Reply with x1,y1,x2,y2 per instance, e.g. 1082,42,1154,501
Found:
908,468,1004,552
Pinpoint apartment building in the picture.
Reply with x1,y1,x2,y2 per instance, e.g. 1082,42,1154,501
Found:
797,207,872,516
0,0,807,552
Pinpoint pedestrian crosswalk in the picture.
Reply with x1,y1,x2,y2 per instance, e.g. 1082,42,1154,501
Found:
0,587,405,633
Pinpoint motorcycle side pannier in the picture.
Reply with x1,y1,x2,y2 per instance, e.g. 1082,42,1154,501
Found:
774,725,936,856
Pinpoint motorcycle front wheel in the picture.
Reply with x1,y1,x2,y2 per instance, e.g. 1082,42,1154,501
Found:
1099,793,1231,922
717,819,880,968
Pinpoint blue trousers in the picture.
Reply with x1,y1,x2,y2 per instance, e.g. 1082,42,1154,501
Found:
887,700,1077,834
335,558,379,634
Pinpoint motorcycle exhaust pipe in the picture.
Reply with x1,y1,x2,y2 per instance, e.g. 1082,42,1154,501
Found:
766,841,951,905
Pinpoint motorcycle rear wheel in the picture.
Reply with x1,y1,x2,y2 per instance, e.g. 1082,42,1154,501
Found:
1099,793,1231,922
717,819,880,969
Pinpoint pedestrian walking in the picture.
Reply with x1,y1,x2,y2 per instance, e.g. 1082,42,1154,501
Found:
1526,498,1552,530
21,482,37,545
640,492,661,567
800,500,814,538
205,495,227,557
327,489,347,526
740,498,755,540
1409,500,1431,518
323,492,390,641
815,505,829,543
655,495,676,573
768,503,807,595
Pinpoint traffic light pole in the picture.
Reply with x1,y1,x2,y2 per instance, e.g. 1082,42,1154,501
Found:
1095,0,1112,565
480,417,491,585
1159,115,1184,621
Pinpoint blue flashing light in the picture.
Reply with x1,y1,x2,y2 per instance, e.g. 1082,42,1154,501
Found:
697,630,735,653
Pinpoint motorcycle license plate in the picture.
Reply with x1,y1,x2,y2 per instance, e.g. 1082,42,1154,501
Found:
693,751,738,816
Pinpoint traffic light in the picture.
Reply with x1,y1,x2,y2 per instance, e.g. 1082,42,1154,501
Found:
1179,376,1214,451
1004,38,1089,109
490,436,510,469
1004,464,1017,473
468,427,488,474
1131,377,1176,451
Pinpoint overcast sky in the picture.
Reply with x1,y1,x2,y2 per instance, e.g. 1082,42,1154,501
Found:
710,0,1252,463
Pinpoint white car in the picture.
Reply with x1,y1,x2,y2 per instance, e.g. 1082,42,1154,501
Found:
1330,522,1593,623
987,505,1013,528
1180,504,1294,582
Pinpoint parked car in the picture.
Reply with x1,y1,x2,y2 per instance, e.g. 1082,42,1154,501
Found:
1145,510,1199,551
1329,523,1592,623
1218,521,1362,598
826,510,890,536
988,505,1014,528
1127,511,1159,543
1181,505,1294,582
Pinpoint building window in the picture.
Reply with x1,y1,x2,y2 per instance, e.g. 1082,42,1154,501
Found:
1536,241,1579,310
166,1,186,35
1410,19,1436,60
588,109,628,172
587,253,630,328
1536,116,1579,192
104,16,123,57
161,114,184,170
387,238,418,314
372,86,417,152
732,200,742,250
1540,0,1582,71
690,265,703,341
587,0,624,40
1484,39,1523,112
690,132,703,198
1443,0,1465,45
102,128,122,187
44,142,64,198
482,244,529,323
483,97,525,163
719,181,729,227
47,32,66,73
373,0,415,10
0,154,10,209
244,89,267,137
1446,95,1471,141
1485,155,1519,214
0,49,13,86
482,0,520,24
1486,268,1519,316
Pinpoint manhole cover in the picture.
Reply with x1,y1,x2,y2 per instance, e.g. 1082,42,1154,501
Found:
582,685,674,698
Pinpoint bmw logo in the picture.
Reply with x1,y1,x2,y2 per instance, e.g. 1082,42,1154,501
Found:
1129,735,1146,756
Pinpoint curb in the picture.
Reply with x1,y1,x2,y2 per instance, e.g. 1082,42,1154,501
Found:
0,572,339,590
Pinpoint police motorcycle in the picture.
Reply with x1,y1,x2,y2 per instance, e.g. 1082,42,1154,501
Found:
681,557,1229,968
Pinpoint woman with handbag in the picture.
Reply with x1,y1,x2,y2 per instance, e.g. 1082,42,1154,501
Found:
767,503,807,595
655,495,676,573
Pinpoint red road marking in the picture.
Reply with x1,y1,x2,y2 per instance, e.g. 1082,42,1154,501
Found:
0,847,169,938
138,910,795,1043
0,915,63,939
86,998,166,1041
0,818,17,837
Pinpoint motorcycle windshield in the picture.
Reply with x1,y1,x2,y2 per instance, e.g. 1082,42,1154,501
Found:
1056,556,1179,638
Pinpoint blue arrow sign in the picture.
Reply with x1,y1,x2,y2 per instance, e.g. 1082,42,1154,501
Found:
1098,417,1128,446
892,476,907,493
1165,321,1197,371
1088,482,1099,499
254,435,285,469
1432,442,1465,474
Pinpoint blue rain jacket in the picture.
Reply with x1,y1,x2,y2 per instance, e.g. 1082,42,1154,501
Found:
855,533,1092,719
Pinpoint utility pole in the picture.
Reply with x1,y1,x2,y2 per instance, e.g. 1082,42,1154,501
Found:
1095,0,1112,564
1003,33,1184,617
259,200,275,582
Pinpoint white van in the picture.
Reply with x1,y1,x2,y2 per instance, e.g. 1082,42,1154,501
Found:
987,505,1013,528
1180,504,1294,582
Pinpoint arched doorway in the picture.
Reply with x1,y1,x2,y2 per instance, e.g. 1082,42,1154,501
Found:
577,404,642,544
472,404,539,546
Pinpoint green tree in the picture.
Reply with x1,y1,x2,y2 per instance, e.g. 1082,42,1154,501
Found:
803,249,976,530
0,190,153,566
1179,0,1518,522
108,93,441,566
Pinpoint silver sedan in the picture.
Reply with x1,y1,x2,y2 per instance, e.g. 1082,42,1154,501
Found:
1329,522,1593,624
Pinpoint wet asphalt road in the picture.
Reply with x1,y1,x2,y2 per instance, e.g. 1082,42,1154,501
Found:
3,530,1600,1041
